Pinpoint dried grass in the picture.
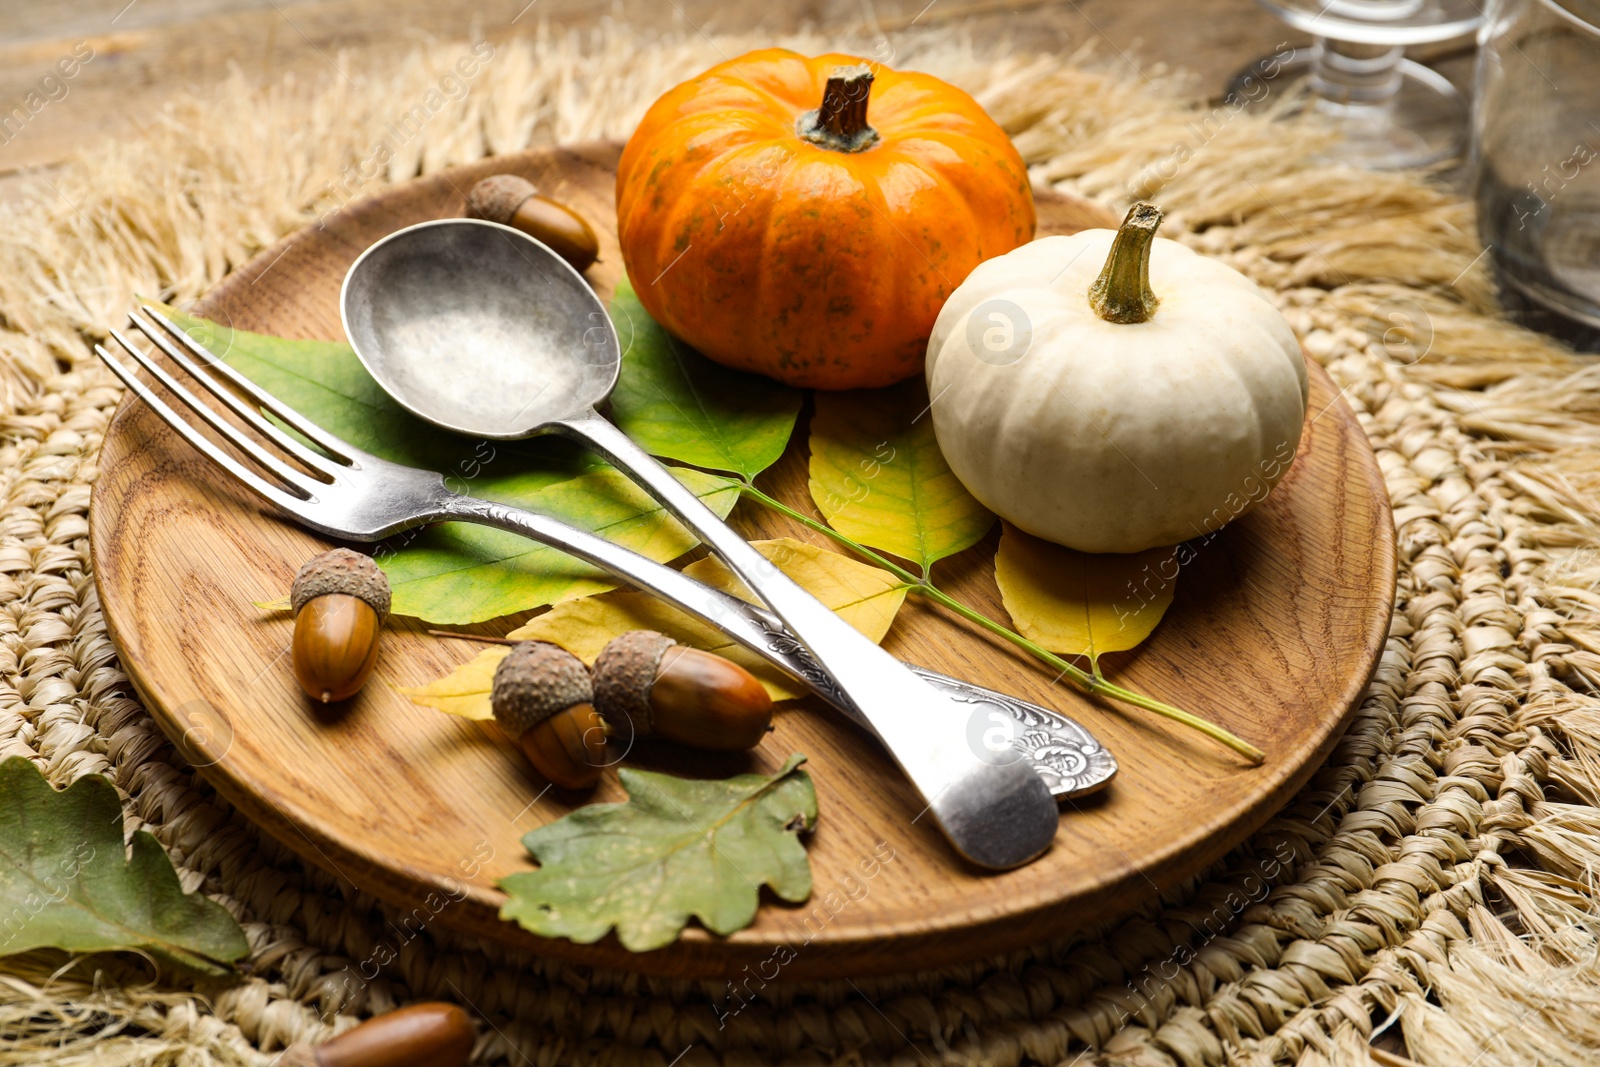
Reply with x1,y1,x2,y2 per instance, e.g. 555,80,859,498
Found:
2,17,1600,1067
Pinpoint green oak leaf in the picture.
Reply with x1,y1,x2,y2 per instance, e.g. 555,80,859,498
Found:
809,379,996,575
0,758,249,974
500,754,817,952
161,308,738,624
608,280,802,479
381,465,740,624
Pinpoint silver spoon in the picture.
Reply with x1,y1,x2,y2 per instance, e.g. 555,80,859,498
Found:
341,218,1060,870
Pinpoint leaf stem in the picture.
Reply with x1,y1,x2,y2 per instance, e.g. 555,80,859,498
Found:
737,480,1265,765
429,629,520,646
740,483,921,584
913,582,1263,763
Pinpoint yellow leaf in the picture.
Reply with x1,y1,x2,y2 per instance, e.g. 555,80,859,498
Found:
402,538,909,716
994,525,1176,670
672,538,908,645
401,648,505,720
808,380,994,573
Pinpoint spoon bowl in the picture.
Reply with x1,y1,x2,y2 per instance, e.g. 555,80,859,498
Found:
340,219,619,438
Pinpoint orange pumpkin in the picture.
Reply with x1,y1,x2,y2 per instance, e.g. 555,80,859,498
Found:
615,50,1036,390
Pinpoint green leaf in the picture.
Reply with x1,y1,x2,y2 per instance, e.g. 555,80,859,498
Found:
994,525,1177,673
166,307,596,486
608,280,802,478
381,466,741,624
500,754,816,952
809,379,995,575
0,758,249,974
162,308,740,625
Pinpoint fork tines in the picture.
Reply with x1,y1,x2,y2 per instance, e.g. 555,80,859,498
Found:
94,307,351,509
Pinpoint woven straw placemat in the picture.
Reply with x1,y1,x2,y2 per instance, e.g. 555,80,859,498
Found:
3,22,1599,1067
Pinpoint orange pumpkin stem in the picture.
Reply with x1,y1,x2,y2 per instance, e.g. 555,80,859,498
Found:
799,64,880,153
1089,202,1163,325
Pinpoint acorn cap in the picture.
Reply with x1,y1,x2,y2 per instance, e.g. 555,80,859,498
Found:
592,630,676,738
466,174,537,225
290,548,391,620
492,641,593,737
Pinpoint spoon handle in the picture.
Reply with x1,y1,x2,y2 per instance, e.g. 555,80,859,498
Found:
550,410,1060,870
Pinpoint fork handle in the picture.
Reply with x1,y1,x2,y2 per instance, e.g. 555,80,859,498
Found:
546,412,1059,870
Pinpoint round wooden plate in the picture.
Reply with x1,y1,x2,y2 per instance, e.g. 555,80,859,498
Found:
90,143,1395,980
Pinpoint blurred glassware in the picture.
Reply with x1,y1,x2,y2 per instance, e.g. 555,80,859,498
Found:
1473,0,1600,348
1227,0,1484,169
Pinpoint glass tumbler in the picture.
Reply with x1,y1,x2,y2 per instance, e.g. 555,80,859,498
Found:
1473,0,1600,342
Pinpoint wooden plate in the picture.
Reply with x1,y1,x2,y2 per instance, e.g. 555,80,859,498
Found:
89,143,1395,980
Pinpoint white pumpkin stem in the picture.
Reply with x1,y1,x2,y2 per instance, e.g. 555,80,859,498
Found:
798,65,881,153
1089,202,1163,324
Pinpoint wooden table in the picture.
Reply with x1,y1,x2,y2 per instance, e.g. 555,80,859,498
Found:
0,0,1483,204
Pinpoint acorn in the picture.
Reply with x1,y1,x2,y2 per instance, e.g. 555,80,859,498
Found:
492,640,608,790
593,630,772,752
466,174,600,272
290,548,390,704
279,1002,473,1067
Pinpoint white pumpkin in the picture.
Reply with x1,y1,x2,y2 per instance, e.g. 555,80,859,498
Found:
925,204,1307,554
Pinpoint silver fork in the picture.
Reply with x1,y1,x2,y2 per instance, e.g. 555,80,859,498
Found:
96,308,1114,849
